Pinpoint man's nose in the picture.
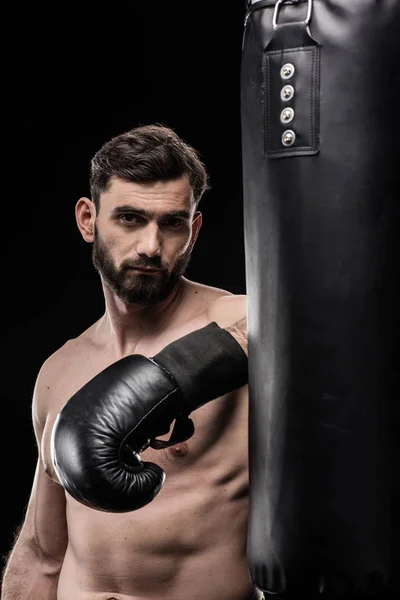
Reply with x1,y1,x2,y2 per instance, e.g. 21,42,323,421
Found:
136,222,161,258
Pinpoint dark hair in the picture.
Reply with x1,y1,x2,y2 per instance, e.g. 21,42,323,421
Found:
90,123,210,210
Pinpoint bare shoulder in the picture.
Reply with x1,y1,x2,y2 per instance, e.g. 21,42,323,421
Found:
206,293,247,329
35,321,99,386
184,278,233,301
182,278,246,329
32,321,101,428
183,278,244,314
35,337,81,386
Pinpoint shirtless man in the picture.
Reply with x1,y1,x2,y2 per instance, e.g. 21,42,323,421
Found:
2,124,262,600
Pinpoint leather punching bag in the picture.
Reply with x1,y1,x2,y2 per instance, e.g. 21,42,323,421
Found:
241,0,400,597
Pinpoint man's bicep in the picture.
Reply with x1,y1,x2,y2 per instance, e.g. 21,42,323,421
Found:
25,362,69,563
207,294,247,327
19,458,68,566
207,294,248,355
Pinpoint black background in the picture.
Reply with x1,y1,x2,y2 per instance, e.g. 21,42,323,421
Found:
1,2,247,572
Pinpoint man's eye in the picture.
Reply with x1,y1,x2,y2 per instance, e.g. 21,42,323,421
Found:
163,218,184,228
120,214,141,224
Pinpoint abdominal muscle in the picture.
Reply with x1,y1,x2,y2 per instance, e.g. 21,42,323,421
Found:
56,390,256,600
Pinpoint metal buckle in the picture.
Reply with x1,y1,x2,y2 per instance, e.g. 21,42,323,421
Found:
272,0,313,30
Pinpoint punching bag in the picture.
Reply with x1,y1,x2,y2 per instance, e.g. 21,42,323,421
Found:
241,0,400,597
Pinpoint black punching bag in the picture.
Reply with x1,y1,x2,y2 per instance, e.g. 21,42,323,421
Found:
241,0,400,597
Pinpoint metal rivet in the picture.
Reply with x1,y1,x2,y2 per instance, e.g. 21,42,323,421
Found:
280,85,294,101
280,63,295,80
282,130,296,147
280,107,294,124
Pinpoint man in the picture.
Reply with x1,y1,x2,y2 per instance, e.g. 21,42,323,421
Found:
2,124,262,600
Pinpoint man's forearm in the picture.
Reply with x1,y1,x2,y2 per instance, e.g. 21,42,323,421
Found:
2,543,60,600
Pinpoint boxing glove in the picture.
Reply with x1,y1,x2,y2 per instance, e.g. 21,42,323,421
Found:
51,321,248,512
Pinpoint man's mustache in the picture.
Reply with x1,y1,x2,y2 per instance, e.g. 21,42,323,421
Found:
121,258,166,271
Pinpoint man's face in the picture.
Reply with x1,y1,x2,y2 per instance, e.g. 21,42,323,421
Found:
91,175,201,306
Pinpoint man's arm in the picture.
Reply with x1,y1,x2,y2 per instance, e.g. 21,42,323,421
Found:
50,294,249,514
2,360,68,600
207,294,248,355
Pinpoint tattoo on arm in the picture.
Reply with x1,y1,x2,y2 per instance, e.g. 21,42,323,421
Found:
225,317,248,356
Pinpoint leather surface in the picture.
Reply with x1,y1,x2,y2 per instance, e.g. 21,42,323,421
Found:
241,0,400,596
51,355,179,512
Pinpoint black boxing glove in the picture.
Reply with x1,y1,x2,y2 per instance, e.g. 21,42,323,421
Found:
50,321,248,512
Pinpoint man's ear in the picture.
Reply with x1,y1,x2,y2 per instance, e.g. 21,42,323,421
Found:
76,197,96,243
189,211,203,252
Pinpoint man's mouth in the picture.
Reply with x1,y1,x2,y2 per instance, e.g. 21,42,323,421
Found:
131,267,161,273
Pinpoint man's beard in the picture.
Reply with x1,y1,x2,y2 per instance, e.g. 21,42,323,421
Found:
91,229,192,306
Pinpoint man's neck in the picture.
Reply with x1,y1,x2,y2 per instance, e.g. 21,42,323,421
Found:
99,279,186,358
